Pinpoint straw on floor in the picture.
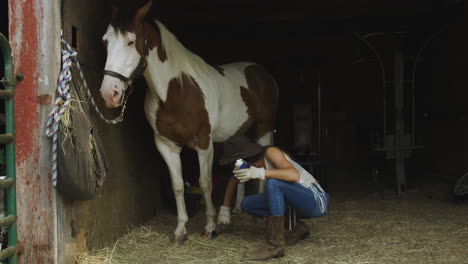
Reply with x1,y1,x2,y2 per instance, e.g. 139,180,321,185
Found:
76,193,468,264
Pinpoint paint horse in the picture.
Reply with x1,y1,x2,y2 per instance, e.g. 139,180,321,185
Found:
100,1,278,244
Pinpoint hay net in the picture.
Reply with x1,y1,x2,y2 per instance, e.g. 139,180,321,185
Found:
56,64,109,200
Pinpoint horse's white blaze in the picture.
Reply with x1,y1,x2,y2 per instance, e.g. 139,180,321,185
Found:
100,26,141,107
103,27,139,77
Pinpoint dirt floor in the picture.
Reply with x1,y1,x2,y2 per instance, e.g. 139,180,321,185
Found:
77,189,468,264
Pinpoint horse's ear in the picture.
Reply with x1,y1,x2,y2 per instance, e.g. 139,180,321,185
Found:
112,6,119,19
135,0,152,22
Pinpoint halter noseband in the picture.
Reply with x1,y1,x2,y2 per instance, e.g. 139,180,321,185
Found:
103,70,129,83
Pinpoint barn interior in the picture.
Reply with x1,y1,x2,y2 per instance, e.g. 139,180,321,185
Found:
56,0,467,260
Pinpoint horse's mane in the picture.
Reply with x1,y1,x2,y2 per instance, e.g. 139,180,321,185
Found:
155,20,221,86
110,11,223,88
110,11,134,33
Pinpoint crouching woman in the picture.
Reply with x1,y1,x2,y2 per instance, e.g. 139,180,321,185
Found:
227,138,330,261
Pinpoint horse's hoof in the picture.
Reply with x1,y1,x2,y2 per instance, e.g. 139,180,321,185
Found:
201,229,217,240
174,233,188,245
216,224,227,232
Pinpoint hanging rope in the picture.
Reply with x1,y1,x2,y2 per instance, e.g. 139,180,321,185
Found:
46,39,128,186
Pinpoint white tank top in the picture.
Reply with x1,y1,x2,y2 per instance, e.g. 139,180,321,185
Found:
264,151,328,214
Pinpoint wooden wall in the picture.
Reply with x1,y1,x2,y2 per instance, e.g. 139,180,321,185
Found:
59,0,163,262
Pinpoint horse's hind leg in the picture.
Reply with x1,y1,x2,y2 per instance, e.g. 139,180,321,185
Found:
233,182,244,214
154,136,188,244
256,131,274,193
197,142,217,239
233,131,273,212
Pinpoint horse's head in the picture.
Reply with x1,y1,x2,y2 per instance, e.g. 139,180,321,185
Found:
100,1,152,108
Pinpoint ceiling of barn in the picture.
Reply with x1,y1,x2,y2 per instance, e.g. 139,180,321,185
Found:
156,0,462,25
111,0,463,63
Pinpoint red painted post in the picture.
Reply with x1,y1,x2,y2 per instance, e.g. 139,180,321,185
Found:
8,0,56,263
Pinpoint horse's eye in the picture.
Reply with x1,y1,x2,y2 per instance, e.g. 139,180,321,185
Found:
128,41,135,46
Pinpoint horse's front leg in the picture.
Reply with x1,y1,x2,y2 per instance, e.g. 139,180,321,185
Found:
154,136,188,244
197,141,217,239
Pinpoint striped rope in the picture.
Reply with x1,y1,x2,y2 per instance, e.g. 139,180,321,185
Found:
45,41,75,186
46,39,127,187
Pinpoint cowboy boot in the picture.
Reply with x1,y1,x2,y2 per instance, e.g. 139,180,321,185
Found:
285,219,310,246
245,216,285,260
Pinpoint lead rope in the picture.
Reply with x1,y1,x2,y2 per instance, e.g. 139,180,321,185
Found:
46,39,128,186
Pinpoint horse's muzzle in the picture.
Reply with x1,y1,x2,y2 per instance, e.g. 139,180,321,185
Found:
100,75,127,108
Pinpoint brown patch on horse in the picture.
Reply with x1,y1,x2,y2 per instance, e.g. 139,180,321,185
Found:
144,21,167,62
130,20,167,62
156,73,211,149
212,65,225,76
237,64,278,139
235,86,255,137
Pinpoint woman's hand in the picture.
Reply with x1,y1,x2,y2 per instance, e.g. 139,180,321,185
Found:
233,166,265,183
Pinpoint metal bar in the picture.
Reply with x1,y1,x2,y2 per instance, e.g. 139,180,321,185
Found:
375,145,424,151
293,208,296,226
0,134,14,144
0,216,16,228
317,72,321,159
0,247,18,261
394,45,406,196
0,179,15,189
354,33,387,141
0,32,18,264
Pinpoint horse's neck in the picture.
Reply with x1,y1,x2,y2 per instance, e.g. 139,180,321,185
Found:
143,21,216,102
143,47,209,103
143,51,181,102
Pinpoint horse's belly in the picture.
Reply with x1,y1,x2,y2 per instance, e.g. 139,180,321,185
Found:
212,62,278,142
210,105,249,142
210,92,250,143
210,63,257,142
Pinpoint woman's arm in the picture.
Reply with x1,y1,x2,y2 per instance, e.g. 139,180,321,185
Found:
264,147,300,182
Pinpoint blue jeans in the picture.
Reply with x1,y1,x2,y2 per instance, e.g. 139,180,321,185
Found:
241,179,330,218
